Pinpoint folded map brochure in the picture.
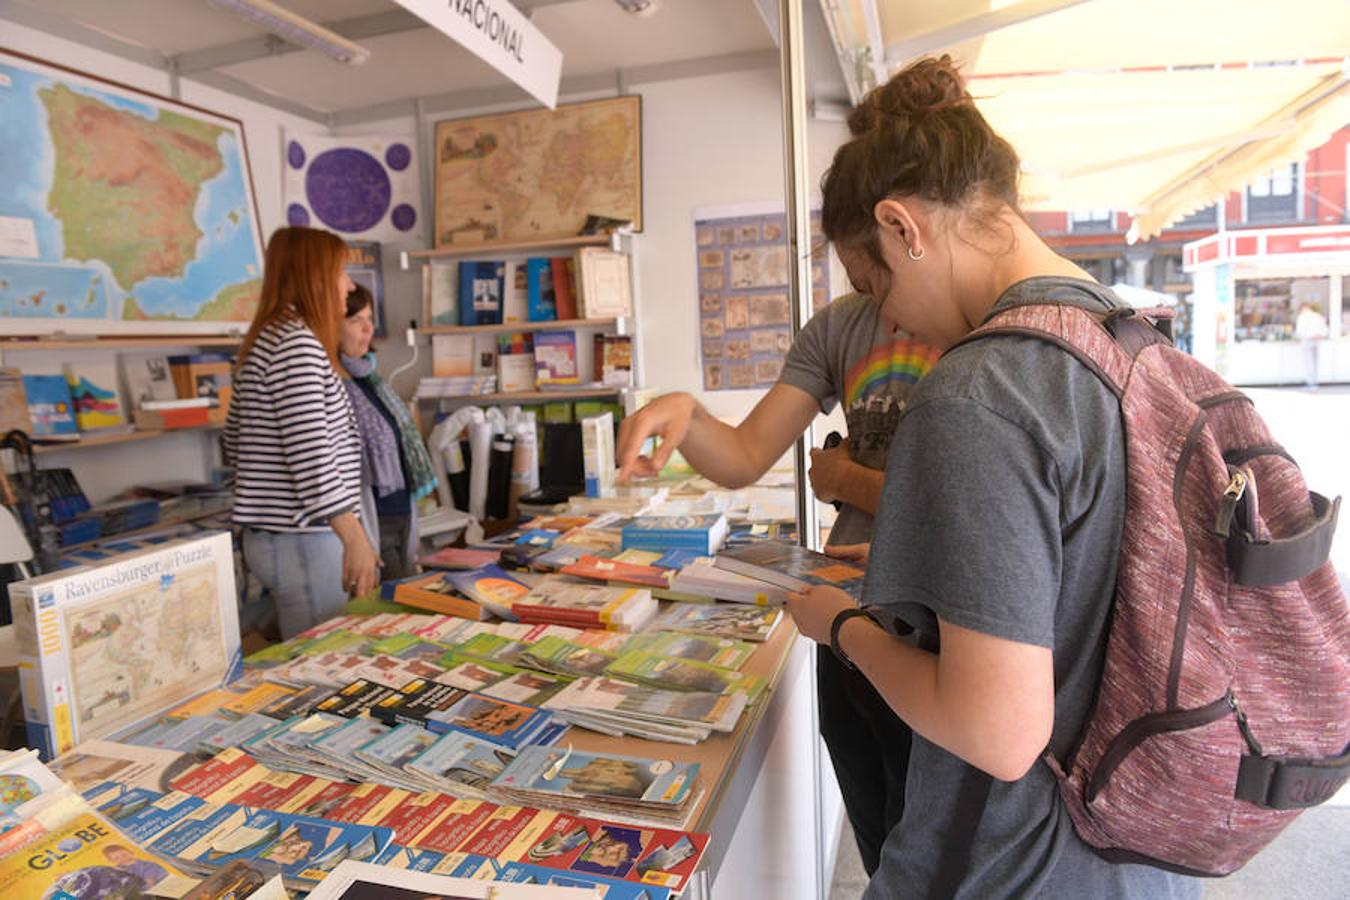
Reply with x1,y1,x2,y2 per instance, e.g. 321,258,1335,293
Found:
492,747,700,818
156,742,710,895
519,635,618,678
9,531,241,759
714,539,866,598
404,731,517,800
137,797,394,889
623,631,756,670
649,602,783,643
306,860,599,900
546,676,747,738
370,679,564,751
512,581,657,632
392,572,492,621
447,565,532,620
49,739,189,795
606,652,766,701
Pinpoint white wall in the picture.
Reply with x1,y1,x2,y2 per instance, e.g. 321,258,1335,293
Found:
1,15,329,498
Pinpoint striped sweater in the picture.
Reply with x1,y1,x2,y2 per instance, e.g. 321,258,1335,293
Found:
224,318,362,531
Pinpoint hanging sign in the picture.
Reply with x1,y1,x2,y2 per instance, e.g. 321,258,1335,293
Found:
392,0,563,108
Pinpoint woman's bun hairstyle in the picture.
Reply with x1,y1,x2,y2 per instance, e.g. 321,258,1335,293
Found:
822,55,1021,257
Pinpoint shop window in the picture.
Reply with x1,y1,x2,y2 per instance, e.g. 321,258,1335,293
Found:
1246,164,1299,223
1069,209,1114,232
1234,276,1328,342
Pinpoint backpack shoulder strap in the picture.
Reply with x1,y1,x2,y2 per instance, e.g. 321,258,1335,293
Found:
948,303,1172,398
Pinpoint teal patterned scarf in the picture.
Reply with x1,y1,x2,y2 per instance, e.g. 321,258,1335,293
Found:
342,352,438,503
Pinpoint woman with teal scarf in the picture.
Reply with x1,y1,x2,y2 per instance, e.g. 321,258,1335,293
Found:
340,285,438,578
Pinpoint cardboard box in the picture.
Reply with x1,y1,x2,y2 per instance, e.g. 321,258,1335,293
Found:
10,532,241,759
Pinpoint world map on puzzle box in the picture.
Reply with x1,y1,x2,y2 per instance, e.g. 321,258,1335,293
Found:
434,95,642,246
0,50,265,333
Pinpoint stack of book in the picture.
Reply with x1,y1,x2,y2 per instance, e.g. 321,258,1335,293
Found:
370,678,567,751
491,747,700,828
511,580,657,632
620,513,729,555
669,558,791,605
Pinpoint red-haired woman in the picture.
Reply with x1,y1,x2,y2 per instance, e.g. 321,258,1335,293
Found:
786,58,1198,898
224,226,379,638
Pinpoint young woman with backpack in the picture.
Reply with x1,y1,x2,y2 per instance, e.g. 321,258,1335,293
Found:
784,56,1203,898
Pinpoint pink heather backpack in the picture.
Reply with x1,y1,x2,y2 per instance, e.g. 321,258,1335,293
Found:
964,300,1350,877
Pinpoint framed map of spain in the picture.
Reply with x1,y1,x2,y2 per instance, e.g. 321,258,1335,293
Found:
433,96,642,246
0,48,265,334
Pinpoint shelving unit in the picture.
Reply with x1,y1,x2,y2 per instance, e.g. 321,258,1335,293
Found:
400,234,613,266
60,502,232,552
0,336,241,352
32,424,223,456
415,387,625,406
416,317,621,337
409,231,644,414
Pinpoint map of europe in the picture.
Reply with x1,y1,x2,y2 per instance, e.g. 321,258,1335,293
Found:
0,51,264,331
433,95,641,246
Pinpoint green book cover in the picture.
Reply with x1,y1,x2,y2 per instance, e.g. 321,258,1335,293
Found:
605,651,765,700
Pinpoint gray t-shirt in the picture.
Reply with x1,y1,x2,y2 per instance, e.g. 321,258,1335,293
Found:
778,293,941,544
862,278,1199,899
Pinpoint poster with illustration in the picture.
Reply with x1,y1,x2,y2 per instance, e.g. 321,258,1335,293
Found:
693,204,830,391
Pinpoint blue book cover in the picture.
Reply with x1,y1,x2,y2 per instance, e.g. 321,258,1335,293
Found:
89,785,207,844
149,804,393,885
622,514,729,554
355,722,441,774
526,257,557,321
372,843,448,872
21,374,78,437
653,549,704,570
458,260,505,326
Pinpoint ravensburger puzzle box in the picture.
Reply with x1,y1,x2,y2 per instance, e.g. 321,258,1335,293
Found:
10,531,242,759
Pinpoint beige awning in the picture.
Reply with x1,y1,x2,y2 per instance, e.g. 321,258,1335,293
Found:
821,0,1350,239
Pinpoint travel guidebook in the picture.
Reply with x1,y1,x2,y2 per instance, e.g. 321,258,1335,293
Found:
714,539,866,598
620,514,729,555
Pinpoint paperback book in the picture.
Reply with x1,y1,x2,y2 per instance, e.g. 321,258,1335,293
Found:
512,581,657,632
714,540,866,599
392,572,491,621
458,260,505,326
446,565,532,620
526,257,557,321
21,373,78,439
533,329,580,385
492,747,699,825
605,651,765,700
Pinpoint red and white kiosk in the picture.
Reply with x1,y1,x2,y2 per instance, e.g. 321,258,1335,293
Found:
1184,224,1350,385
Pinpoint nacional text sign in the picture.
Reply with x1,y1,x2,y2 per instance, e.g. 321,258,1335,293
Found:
393,0,563,108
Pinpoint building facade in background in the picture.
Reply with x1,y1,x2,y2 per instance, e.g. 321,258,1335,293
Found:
1030,126,1350,385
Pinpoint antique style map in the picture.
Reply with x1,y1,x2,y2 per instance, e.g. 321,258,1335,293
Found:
433,96,641,245
65,556,228,740
0,50,264,333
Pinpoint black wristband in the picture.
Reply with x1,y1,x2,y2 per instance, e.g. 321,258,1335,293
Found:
830,607,875,671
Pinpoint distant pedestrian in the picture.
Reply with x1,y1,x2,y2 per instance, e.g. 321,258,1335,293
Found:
1294,303,1329,388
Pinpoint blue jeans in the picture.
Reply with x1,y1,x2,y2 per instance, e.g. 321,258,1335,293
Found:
242,528,347,639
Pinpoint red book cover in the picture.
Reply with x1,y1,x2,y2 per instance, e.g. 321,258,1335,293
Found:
561,555,673,590
325,783,406,823
551,257,577,320
457,805,544,857
230,771,319,809
506,812,597,868
410,799,498,853
369,791,461,845
169,747,259,797
282,780,358,818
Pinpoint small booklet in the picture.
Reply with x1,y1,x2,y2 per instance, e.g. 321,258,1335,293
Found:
649,602,783,643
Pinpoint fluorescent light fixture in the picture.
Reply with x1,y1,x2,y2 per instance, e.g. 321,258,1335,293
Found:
614,0,660,15
208,0,372,65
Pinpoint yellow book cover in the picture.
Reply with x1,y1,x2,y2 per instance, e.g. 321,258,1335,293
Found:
0,808,198,898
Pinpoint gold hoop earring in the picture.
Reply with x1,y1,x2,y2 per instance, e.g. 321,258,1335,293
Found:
908,246,924,262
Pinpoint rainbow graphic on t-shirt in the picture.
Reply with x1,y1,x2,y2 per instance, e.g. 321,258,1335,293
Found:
844,338,942,406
